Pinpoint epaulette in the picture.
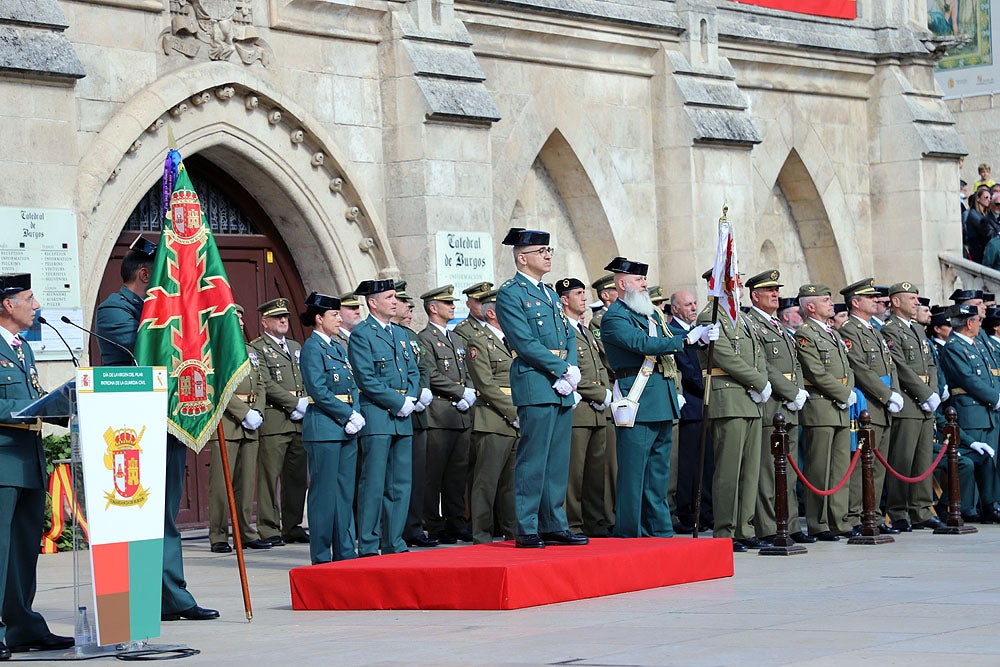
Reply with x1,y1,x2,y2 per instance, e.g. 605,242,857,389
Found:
501,278,516,288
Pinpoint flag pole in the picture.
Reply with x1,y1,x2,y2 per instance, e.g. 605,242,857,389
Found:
692,204,728,538
217,422,253,621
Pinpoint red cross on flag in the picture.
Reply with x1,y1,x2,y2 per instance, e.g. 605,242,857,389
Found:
135,150,250,452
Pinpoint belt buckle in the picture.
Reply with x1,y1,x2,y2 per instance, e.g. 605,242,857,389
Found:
640,365,653,377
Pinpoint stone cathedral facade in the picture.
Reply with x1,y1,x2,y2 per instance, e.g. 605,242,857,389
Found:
2,0,967,375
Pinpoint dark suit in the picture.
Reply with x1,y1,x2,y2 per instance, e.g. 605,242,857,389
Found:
668,317,714,527
348,316,420,555
0,334,51,647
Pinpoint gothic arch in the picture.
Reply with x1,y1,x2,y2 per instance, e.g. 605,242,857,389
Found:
752,103,862,287
76,61,396,315
492,79,633,275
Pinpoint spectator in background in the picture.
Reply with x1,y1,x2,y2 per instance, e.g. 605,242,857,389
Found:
966,185,991,262
974,163,996,191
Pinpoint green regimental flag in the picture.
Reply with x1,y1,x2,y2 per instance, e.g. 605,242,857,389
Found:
134,151,249,452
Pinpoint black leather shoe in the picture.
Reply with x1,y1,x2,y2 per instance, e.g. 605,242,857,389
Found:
812,531,840,542
210,542,232,553
540,530,589,546
673,521,695,534
790,531,818,543
9,633,74,652
980,510,1000,524
283,529,310,543
962,512,983,523
879,524,900,535
436,531,458,544
243,538,273,550
264,535,285,546
161,605,220,622
454,528,474,543
913,516,945,530
0,642,9,660
405,534,439,548
891,519,912,533
516,534,545,548
739,536,770,549
732,539,747,553
839,525,862,538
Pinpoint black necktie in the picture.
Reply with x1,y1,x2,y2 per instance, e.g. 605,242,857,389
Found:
577,322,587,339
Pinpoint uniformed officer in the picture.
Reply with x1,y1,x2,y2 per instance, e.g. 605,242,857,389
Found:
744,270,815,544
696,270,768,551
839,278,904,534
465,288,519,544
94,235,156,365
418,285,476,543
882,282,945,531
96,244,218,622
452,281,494,347
495,228,586,548
250,298,310,546
207,304,272,553
394,282,437,548
589,274,617,338
557,277,613,537
299,292,364,563
349,279,421,556
589,272,619,531
336,291,363,346
602,259,717,539
0,274,74,657
794,284,856,541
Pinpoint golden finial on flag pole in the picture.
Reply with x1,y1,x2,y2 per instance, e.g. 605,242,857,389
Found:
166,124,177,150
720,203,729,224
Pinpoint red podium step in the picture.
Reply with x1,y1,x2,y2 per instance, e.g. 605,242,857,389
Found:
289,537,733,611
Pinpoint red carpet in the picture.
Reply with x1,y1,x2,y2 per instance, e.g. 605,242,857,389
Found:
289,537,733,610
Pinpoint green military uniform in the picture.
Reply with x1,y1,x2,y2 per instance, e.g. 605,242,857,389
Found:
838,278,901,530
207,338,267,549
880,282,939,526
348,279,421,555
556,278,612,537
299,305,360,563
0,291,56,648
452,281,493,347
465,289,519,544
418,285,474,539
249,298,308,544
744,270,807,539
601,287,687,537
589,273,618,530
495,230,577,542
794,284,856,537
696,300,768,542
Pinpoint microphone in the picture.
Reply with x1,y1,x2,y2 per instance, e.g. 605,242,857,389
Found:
60,315,139,366
37,316,79,367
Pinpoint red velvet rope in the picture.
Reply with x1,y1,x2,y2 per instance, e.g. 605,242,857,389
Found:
787,447,862,497
872,443,949,484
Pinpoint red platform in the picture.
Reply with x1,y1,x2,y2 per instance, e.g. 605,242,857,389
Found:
289,537,733,611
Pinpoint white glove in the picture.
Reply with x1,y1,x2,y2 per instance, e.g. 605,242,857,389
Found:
918,392,940,413
553,378,574,396
344,411,366,435
941,385,950,402
760,381,772,403
396,396,416,418
994,395,1000,411
572,391,582,408
748,388,766,404
462,387,477,407
454,398,471,412
412,400,426,413
603,389,613,407
686,323,721,345
836,402,848,410
241,409,263,431
290,408,305,421
887,391,905,414
677,393,687,411
794,389,809,411
563,365,582,389
847,392,857,407
419,388,433,407
970,441,995,457
296,397,310,413
511,417,520,430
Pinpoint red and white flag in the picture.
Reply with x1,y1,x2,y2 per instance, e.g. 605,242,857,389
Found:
707,221,740,327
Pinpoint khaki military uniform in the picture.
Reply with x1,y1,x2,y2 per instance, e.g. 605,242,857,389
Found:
589,307,617,528
795,319,856,535
696,308,768,540
249,333,308,542
465,325,518,543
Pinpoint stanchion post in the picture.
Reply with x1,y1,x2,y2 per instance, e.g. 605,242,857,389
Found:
849,410,894,545
935,406,977,535
760,413,807,556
